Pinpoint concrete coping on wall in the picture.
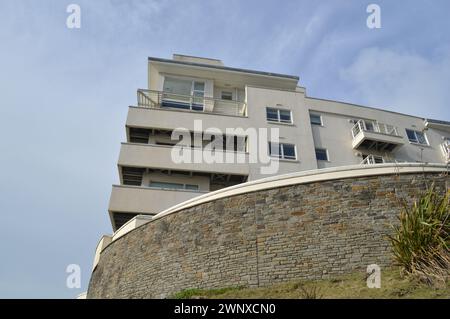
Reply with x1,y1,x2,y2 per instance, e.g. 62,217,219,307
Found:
92,216,154,270
92,162,449,270
112,214,154,242
92,235,112,271
153,162,448,222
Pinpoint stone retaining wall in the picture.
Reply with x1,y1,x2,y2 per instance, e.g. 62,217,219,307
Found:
87,171,448,298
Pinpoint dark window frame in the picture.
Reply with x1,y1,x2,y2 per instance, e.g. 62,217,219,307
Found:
315,148,329,161
310,113,322,126
266,107,293,124
268,142,297,160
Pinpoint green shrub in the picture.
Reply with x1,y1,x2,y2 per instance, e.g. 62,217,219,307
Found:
389,184,449,286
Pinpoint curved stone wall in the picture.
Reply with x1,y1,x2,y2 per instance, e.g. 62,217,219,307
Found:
88,166,449,298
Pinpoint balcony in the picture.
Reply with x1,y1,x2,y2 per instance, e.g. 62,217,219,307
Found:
360,154,384,165
441,140,450,163
137,89,247,117
127,105,251,133
118,143,250,176
109,185,206,229
351,120,404,151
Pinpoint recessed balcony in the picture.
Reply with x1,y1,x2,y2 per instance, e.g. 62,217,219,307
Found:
351,120,404,151
109,185,206,230
118,143,250,176
137,89,247,117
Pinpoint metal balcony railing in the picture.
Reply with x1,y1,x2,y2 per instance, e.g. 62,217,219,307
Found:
137,89,247,117
441,139,450,163
361,155,384,165
351,120,399,138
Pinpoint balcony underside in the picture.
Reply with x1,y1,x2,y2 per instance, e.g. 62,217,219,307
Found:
109,185,207,231
120,166,248,190
352,131,404,151
357,139,399,151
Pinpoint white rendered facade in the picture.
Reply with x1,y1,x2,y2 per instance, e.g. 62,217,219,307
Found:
108,54,450,231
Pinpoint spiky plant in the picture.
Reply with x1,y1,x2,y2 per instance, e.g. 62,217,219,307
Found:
389,183,449,286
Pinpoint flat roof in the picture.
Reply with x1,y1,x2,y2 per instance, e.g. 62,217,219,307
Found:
306,95,429,121
426,118,450,126
148,56,299,81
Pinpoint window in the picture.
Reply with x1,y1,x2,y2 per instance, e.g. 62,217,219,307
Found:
364,120,375,132
405,129,428,145
191,81,205,111
310,113,322,125
162,77,205,111
315,148,328,161
268,142,297,160
266,108,279,122
149,181,199,191
185,184,200,191
221,91,233,100
266,107,292,124
163,77,192,95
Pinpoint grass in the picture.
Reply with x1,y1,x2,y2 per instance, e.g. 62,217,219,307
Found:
170,267,450,299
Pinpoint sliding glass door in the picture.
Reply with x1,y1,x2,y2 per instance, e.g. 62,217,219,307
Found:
162,77,204,111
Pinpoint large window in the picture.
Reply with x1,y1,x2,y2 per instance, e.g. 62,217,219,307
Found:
149,181,199,191
162,77,205,111
266,108,292,124
315,148,329,161
163,77,192,95
310,113,322,125
268,142,297,160
405,129,428,145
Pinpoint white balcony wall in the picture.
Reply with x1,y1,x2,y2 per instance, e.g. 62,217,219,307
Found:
118,143,250,176
109,185,205,215
127,106,250,133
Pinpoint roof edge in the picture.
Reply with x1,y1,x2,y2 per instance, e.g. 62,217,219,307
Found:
426,118,450,126
148,56,299,81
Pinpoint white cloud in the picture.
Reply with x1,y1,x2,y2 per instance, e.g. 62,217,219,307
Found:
340,47,450,119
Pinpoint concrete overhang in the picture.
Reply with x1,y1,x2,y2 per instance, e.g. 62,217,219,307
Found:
425,119,450,133
148,57,299,90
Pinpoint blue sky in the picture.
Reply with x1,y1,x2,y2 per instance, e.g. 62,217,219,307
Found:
0,0,449,298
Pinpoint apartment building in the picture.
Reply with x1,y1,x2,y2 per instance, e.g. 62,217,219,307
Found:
108,54,450,231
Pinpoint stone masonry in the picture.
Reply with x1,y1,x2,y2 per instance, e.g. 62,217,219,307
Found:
87,172,449,298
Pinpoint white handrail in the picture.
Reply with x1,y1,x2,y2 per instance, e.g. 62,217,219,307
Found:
441,140,450,163
137,89,247,117
351,119,399,138
361,155,384,165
